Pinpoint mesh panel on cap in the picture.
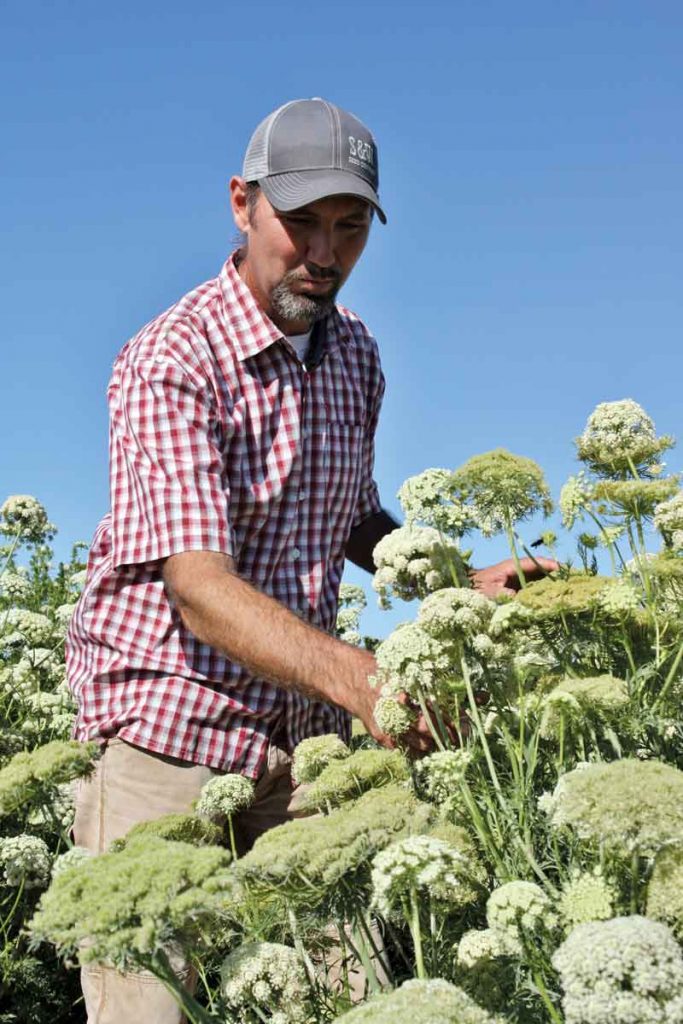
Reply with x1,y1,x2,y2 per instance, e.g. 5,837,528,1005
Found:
243,101,297,181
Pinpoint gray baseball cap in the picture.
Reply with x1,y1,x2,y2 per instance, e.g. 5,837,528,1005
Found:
243,97,387,224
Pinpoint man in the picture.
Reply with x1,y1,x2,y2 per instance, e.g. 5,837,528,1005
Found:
66,97,551,1023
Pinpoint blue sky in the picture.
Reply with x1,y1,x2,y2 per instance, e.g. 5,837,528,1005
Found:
2,1,681,637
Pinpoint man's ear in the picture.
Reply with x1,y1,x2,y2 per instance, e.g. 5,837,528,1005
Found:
229,176,250,233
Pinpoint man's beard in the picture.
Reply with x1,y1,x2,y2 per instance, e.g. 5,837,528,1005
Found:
269,268,341,328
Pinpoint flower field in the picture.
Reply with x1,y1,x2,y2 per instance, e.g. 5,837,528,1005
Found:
2,398,683,1023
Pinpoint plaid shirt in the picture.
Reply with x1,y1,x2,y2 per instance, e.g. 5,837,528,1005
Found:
66,253,384,778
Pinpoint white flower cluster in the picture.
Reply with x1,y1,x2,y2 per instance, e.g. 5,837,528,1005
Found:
291,734,350,785
335,583,367,646
3,609,55,646
0,834,52,888
456,927,510,967
371,835,473,915
51,845,92,879
414,749,473,804
418,587,495,644
195,773,255,822
373,695,416,738
654,491,683,550
576,399,672,474
397,468,475,536
559,472,595,529
0,495,55,543
552,916,683,1024
374,622,450,700
0,569,31,602
372,525,459,609
599,577,640,616
488,600,534,638
486,881,557,951
220,941,310,1024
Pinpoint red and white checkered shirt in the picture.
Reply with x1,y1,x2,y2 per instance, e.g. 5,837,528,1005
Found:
66,252,385,778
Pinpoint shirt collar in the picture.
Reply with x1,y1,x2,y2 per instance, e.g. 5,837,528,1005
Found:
218,251,351,365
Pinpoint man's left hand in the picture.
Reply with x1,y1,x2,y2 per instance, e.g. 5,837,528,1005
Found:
470,556,558,599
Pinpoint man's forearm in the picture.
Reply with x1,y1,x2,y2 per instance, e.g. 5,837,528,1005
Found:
163,553,378,724
345,508,401,573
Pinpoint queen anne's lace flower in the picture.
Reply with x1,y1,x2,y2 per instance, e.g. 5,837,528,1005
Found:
31,836,236,969
0,834,52,888
488,600,534,637
109,813,222,852
418,587,495,644
515,573,614,618
0,740,100,817
654,491,683,545
372,526,462,608
371,834,480,915
373,694,417,738
646,846,683,938
558,870,615,928
414,749,473,804
599,578,641,616
291,734,351,785
51,845,92,879
486,881,557,949
397,469,476,536
220,942,310,1024
552,916,683,1024
0,569,31,602
451,449,553,537
374,622,450,700
559,472,595,529
0,496,55,543
593,478,679,518
296,748,410,812
576,399,674,476
4,609,54,646
333,978,503,1023
539,675,629,735
195,773,255,822
543,759,683,856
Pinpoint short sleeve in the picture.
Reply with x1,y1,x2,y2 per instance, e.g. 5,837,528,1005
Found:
108,345,234,570
352,340,386,530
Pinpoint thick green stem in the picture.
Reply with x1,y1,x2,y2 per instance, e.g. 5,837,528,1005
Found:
408,889,426,980
653,640,683,710
505,520,527,589
152,950,215,1024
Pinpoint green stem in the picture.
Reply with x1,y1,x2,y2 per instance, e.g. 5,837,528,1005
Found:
505,520,527,589
416,690,446,751
653,640,683,710
227,816,238,861
532,969,563,1024
151,950,215,1024
408,889,426,980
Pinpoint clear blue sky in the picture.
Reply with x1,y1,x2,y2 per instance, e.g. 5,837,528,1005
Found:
2,0,681,637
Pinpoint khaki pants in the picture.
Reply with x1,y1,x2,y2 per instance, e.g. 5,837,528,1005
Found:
73,737,388,1023
73,737,298,1024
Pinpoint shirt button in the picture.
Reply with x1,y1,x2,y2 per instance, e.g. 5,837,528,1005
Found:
299,491,308,502
302,429,310,440
292,547,301,561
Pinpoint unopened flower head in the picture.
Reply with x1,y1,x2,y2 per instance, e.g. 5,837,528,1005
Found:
552,915,683,1024
418,587,495,644
593,478,680,518
109,813,222,853
373,694,417,739
515,573,613,619
543,759,683,856
451,449,553,537
488,600,534,637
457,927,512,968
397,468,476,537
0,834,51,888
559,472,595,529
576,399,674,476
220,942,310,1024
371,834,480,916
540,675,629,733
333,978,503,1024
599,577,641,616
0,496,55,543
5,609,54,646
195,773,255,822
297,748,410,813
31,836,235,969
0,740,100,818
558,870,615,929
291,734,351,785
486,881,557,948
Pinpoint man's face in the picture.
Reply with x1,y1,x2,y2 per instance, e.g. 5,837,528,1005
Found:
230,179,372,334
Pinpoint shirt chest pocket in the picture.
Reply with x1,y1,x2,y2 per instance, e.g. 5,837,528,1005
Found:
323,421,364,536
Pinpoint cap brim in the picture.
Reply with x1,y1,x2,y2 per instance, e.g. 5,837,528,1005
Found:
259,169,387,224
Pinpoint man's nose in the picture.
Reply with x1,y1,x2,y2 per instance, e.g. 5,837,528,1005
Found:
306,227,336,268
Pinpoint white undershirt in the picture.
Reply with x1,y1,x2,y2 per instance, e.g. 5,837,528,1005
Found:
286,329,313,363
